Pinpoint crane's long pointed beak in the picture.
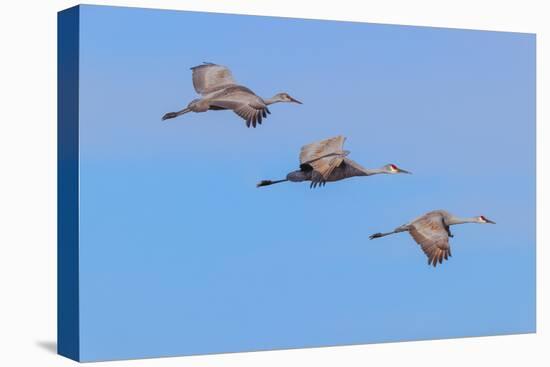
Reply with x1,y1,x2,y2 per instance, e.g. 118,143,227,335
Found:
399,168,412,174
290,96,303,104
485,219,496,224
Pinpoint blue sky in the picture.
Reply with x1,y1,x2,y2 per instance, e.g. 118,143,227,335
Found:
76,5,535,361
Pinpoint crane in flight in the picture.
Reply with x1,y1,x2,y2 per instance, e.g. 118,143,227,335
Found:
369,210,496,267
257,135,411,188
162,62,302,127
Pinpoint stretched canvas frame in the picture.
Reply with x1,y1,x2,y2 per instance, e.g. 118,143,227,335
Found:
58,4,536,362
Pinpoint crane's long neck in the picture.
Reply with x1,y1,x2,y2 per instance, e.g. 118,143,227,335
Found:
357,167,387,176
446,215,479,226
263,96,281,105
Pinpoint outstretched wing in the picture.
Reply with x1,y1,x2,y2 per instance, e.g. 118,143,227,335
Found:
300,136,346,165
191,63,237,95
299,136,347,188
209,87,269,128
408,211,452,267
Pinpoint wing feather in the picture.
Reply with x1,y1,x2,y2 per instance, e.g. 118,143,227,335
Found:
191,63,237,95
309,156,345,187
408,212,452,267
300,136,346,165
208,87,268,128
300,136,348,188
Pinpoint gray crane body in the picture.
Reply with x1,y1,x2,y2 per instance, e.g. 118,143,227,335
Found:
257,135,411,188
369,210,496,267
162,63,301,127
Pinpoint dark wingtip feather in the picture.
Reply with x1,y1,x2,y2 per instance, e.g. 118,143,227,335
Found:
191,62,215,70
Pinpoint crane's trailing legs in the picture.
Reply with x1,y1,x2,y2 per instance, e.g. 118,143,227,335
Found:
162,107,191,121
257,170,309,187
256,179,288,187
369,225,409,239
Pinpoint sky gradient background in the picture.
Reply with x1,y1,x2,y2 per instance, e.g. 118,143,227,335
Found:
76,5,535,361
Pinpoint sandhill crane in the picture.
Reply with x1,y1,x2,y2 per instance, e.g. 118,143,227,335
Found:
162,62,302,127
257,135,411,189
369,210,496,267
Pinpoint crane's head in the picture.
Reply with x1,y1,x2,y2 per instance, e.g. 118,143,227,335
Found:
477,215,496,224
273,92,302,104
383,163,412,174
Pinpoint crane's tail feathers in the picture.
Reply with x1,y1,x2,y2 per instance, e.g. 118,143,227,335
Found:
256,179,287,188
162,108,191,121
